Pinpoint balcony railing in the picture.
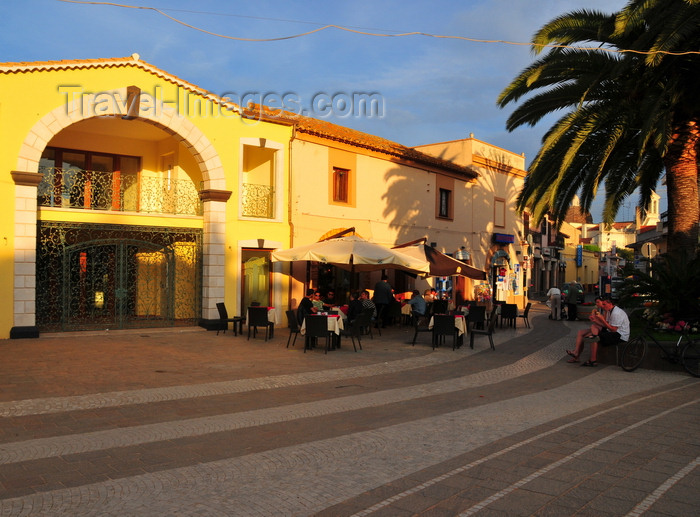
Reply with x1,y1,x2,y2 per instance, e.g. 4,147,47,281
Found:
38,167,203,216
241,183,274,218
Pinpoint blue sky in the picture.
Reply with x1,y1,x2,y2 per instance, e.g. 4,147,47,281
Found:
2,0,664,222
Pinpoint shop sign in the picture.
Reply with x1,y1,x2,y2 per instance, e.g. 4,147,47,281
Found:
493,233,515,244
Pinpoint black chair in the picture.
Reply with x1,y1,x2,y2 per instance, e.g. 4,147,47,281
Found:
341,313,365,352
501,304,518,328
466,305,486,331
411,312,432,346
247,306,274,341
215,302,245,336
432,314,457,350
285,310,301,348
387,302,402,326
361,308,376,339
304,315,331,353
432,299,448,315
517,302,532,328
470,306,499,350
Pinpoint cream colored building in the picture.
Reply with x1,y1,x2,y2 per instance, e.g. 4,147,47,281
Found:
415,136,528,307
271,116,486,309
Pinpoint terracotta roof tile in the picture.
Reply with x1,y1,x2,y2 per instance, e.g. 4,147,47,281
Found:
564,204,593,224
243,105,477,179
1,56,476,179
611,221,635,230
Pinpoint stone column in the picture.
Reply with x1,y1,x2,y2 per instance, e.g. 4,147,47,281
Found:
11,171,42,338
199,189,232,323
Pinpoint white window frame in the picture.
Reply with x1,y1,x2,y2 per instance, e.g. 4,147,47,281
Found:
239,137,284,222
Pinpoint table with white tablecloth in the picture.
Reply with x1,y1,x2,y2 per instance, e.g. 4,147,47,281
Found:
428,315,466,336
253,306,280,337
300,314,344,335
428,314,467,347
300,314,345,350
266,307,280,325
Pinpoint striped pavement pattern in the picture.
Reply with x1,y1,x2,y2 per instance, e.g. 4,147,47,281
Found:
1,311,698,516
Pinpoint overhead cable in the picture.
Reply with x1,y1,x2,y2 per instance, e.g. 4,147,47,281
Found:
58,0,700,57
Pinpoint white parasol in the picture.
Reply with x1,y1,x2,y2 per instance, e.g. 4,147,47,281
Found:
271,235,430,274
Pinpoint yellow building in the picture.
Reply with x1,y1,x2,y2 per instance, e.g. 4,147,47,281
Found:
0,55,292,338
558,222,599,292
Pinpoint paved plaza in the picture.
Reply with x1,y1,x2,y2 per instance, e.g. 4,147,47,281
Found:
0,303,698,516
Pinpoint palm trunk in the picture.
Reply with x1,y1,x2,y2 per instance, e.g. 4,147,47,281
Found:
664,119,700,254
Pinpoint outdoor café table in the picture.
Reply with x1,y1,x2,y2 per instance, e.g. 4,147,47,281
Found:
456,305,470,316
331,306,348,320
300,313,345,349
486,304,501,323
429,314,467,346
400,303,414,324
266,307,280,337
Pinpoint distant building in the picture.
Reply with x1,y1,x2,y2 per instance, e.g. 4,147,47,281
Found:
628,192,667,273
564,196,593,225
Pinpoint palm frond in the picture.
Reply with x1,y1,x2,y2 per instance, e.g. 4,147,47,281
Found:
500,0,700,249
532,10,618,54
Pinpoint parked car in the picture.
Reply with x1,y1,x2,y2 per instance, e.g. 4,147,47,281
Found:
562,282,585,304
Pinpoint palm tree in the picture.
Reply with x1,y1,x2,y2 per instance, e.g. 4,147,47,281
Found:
497,0,700,253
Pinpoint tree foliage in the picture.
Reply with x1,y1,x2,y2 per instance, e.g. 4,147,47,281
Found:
619,251,700,318
498,0,700,253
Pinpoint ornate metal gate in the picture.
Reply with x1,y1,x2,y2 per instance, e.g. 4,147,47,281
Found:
37,222,202,332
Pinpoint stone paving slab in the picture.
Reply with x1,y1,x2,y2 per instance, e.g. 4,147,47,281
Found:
1,304,699,516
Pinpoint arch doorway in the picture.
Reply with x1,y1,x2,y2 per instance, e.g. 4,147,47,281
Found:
36,222,202,331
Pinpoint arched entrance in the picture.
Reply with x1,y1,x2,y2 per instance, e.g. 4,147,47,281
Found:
36,223,202,331
12,87,229,336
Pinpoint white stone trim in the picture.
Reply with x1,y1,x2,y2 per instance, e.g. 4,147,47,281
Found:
238,138,285,222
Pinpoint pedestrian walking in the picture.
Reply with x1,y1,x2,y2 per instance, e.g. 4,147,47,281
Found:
546,285,562,320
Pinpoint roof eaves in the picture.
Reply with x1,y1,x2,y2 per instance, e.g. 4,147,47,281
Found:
0,54,243,115
299,123,477,179
241,105,477,178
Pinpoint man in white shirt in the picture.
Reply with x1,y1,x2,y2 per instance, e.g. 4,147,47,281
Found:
582,297,630,367
546,285,562,320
